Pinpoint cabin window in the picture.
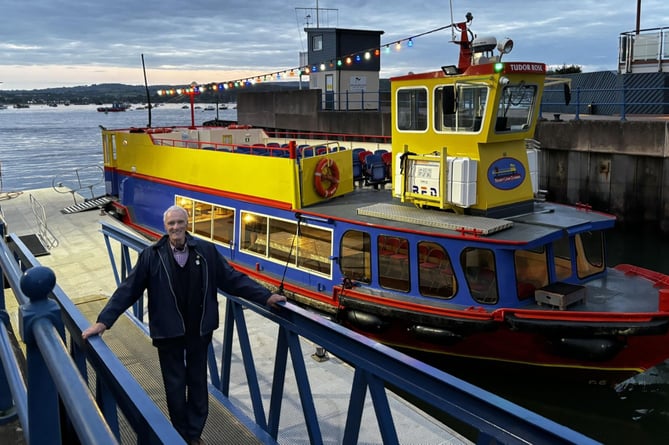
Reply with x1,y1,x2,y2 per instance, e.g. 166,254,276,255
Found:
461,248,498,304
396,88,428,131
378,235,410,292
436,84,487,132
552,235,573,281
514,247,549,300
418,242,456,299
267,219,297,263
295,224,332,275
241,212,332,275
575,231,605,279
339,230,371,283
495,83,537,133
175,196,234,246
241,212,268,255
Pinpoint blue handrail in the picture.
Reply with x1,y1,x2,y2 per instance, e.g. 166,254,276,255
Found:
99,220,600,444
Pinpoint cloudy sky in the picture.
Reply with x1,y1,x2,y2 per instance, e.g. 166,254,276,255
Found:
1,0,668,90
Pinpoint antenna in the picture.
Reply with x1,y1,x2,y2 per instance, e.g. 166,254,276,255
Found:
141,54,152,128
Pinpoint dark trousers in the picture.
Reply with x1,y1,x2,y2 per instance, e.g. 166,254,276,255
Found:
156,334,211,441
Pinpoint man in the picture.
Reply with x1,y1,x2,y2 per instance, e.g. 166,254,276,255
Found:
82,205,286,445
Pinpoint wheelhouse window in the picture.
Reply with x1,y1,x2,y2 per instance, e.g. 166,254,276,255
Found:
418,242,456,298
575,231,605,279
176,196,234,246
436,84,488,132
241,211,332,276
514,247,549,300
339,230,371,283
378,235,410,292
396,88,428,131
552,235,573,281
495,82,537,133
461,247,498,304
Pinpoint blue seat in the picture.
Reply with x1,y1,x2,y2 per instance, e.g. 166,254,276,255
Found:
352,158,363,184
235,146,251,154
364,154,387,185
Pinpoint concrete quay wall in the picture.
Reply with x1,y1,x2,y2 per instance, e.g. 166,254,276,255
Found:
535,119,669,232
238,90,392,137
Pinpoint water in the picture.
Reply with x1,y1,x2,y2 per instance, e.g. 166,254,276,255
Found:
2,105,669,444
0,103,236,197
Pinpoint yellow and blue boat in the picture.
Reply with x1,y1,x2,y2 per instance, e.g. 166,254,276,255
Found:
101,21,669,385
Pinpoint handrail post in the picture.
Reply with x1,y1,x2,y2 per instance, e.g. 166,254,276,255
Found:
18,266,63,444
574,87,581,121
0,309,16,421
0,218,16,421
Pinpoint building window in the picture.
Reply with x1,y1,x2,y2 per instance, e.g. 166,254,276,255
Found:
312,35,323,51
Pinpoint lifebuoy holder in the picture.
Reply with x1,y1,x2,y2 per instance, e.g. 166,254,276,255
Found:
314,158,340,198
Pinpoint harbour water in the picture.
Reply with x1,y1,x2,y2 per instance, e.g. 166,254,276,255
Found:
2,104,669,444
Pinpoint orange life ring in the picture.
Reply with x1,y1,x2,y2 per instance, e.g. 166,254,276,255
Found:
314,158,340,198
228,124,251,129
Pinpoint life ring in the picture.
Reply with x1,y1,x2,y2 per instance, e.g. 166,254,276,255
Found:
314,158,340,198
228,124,251,129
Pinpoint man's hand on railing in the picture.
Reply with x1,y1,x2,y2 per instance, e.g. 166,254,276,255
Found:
82,322,108,339
267,293,287,309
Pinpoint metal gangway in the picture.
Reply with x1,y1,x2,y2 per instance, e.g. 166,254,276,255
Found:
0,217,601,444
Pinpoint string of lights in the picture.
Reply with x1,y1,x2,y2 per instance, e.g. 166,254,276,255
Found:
156,23,457,97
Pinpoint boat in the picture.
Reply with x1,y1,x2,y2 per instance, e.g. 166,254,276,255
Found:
97,103,130,112
99,14,669,385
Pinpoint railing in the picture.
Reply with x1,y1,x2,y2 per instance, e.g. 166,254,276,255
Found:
0,214,602,444
541,85,669,121
317,90,391,112
98,221,599,445
52,164,105,201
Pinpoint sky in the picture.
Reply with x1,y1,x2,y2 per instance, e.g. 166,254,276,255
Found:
1,0,668,91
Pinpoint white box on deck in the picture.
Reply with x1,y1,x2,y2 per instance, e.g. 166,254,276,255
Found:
450,181,477,207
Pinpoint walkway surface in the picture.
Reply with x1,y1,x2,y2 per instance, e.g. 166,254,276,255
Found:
0,187,470,444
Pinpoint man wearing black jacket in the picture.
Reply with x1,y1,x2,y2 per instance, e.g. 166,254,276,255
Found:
82,205,285,445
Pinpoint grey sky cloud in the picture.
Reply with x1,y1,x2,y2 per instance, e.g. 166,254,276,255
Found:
1,1,667,89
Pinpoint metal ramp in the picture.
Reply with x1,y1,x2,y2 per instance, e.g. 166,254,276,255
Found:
357,202,513,235
61,196,112,214
77,297,266,445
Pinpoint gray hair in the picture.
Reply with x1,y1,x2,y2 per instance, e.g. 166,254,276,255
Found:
163,205,189,223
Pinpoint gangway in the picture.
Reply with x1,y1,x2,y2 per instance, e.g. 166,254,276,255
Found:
0,214,602,444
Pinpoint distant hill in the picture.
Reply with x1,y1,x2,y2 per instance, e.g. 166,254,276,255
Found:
0,79,391,106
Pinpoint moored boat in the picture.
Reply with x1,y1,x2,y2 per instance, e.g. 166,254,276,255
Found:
100,13,669,385
97,103,130,112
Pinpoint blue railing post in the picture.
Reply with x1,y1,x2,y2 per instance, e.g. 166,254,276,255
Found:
0,214,16,422
18,266,64,444
0,308,15,423
574,87,581,121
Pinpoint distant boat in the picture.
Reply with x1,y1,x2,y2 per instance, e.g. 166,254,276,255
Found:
13,104,29,109
204,105,216,111
97,103,130,112
0,104,7,110
219,104,228,110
